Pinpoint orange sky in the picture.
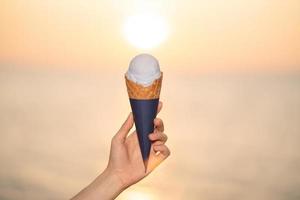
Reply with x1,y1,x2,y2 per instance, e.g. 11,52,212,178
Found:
1,0,300,72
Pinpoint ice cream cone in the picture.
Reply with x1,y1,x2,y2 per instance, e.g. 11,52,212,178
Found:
125,73,163,170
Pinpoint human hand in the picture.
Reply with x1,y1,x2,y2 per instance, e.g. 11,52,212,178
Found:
71,101,169,200
105,101,170,189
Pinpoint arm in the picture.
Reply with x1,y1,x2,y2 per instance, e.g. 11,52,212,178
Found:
72,102,170,200
71,169,124,200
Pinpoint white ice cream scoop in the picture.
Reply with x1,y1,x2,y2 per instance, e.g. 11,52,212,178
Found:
126,54,161,87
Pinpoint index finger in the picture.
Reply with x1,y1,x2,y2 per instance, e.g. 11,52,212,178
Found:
157,101,163,114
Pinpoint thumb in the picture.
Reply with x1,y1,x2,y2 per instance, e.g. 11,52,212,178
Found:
115,113,134,142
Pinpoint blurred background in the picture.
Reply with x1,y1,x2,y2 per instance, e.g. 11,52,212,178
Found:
1,0,300,199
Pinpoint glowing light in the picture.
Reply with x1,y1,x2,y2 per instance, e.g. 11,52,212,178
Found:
126,191,153,200
123,14,169,49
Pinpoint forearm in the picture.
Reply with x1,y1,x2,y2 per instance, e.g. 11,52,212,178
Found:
71,169,125,200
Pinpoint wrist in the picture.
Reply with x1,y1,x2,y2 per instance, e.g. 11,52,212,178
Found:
75,168,125,200
101,168,127,191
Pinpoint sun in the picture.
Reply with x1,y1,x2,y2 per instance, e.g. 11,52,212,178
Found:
123,14,169,49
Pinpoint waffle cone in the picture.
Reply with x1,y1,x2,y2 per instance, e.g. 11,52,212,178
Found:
125,73,163,99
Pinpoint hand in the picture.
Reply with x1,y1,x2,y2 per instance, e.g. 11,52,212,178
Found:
106,101,170,189
71,101,170,200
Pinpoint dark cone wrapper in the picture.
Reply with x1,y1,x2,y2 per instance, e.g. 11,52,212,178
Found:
129,98,159,161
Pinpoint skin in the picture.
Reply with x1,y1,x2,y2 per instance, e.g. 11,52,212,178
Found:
72,102,170,200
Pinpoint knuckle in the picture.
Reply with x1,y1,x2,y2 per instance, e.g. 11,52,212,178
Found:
112,135,120,143
166,147,171,156
167,150,171,156
154,141,163,145
149,134,156,140
164,134,168,141
155,118,163,124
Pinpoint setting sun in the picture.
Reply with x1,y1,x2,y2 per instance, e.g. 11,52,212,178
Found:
123,14,169,49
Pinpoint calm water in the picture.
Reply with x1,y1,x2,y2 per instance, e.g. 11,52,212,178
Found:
0,68,300,200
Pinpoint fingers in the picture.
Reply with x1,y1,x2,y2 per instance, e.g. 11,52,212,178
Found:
149,131,168,144
146,144,171,174
154,102,164,134
157,101,163,114
114,113,134,142
154,118,164,132
153,144,171,157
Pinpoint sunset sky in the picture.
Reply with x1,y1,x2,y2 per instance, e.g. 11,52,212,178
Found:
1,1,300,200
1,0,300,71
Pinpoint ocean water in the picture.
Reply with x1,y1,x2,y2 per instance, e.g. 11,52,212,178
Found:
0,68,300,200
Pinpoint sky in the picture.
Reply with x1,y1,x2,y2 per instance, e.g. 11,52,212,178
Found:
1,0,300,71
0,1,300,200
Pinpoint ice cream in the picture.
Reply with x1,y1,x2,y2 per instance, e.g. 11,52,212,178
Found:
125,54,163,169
126,54,161,86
